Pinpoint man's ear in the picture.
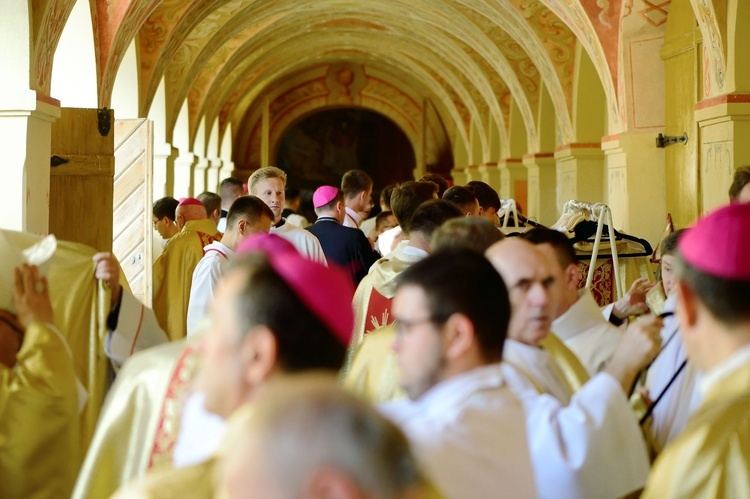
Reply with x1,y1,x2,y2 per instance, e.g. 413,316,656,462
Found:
237,219,247,235
238,326,278,387
566,263,580,291
675,279,699,330
443,313,475,360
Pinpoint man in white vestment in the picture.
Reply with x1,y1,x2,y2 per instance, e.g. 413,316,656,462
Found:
522,227,626,374
380,249,537,499
644,229,700,452
186,196,273,335
248,166,326,264
486,238,662,499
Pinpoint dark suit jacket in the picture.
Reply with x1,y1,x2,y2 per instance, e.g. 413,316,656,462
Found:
307,217,380,284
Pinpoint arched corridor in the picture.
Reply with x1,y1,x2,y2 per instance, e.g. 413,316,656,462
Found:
2,0,750,248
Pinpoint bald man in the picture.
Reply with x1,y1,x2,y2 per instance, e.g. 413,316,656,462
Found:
153,198,222,341
486,238,662,499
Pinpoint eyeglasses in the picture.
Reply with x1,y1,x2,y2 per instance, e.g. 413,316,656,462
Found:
394,315,446,337
152,219,160,228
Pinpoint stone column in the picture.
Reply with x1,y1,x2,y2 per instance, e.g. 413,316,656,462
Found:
497,158,526,208
477,163,502,194
554,144,605,208
523,153,557,225
174,152,196,198
450,168,468,185
0,92,60,233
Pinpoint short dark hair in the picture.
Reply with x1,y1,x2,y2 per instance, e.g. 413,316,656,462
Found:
397,249,510,362
375,210,396,231
389,181,438,234
675,254,750,325
442,186,478,213
226,195,274,227
229,253,346,372
198,192,222,216
341,170,373,199
418,174,450,198
466,181,501,212
523,227,577,268
431,217,503,254
285,187,301,200
381,184,397,209
409,200,463,242
660,229,686,258
729,165,750,200
220,177,243,193
153,197,179,221
314,190,344,214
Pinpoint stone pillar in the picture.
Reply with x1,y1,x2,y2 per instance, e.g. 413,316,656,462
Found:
219,160,236,182
153,142,177,199
193,157,209,195
523,153,557,226
450,168,468,185
602,133,666,245
478,163,502,194
0,92,60,234
174,152,196,198
695,95,750,212
206,158,222,192
497,158,526,209
554,144,605,208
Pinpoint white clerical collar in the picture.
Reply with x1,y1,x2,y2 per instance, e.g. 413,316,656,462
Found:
699,343,750,397
378,364,504,425
391,240,428,263
345,207,362,225
552,291,607,341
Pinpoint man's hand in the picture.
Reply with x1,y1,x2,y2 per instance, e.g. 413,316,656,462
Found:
13,264,54,328
605,314,663,393
93,252,122,309
612,277,656,319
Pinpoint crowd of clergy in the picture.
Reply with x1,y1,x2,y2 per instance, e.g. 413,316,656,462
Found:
2,164,750,499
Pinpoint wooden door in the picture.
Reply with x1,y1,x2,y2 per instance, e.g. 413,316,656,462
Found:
113,119,154,305
50,108,115,252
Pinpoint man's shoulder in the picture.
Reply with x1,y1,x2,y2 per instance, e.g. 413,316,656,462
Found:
114,458,215,499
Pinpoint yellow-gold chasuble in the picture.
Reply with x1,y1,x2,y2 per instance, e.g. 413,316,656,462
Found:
642,361,750,498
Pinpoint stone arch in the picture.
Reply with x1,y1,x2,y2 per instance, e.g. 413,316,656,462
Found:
111,39,140,119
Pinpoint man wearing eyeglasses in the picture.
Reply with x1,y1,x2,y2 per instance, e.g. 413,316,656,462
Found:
152,197,179,242
380,248,536,498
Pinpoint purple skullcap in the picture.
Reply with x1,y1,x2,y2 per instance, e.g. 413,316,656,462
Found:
267,252,355,346
236,233,298,257
679,203,750,279
313,186,339,208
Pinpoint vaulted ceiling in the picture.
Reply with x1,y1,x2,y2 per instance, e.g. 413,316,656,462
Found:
32,0,684,167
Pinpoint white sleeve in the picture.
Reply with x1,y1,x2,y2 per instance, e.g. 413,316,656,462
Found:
105,290,169,371
504,365,650,499
186,256,222,337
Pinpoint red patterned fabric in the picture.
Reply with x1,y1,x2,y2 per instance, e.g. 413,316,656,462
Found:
577,259,615,307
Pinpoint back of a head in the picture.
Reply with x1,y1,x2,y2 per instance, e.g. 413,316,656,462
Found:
228,253,348,372
341,169,373,199
285,187,301,203
221,377,422,497
417,173,449,198
381,183,397,210
397,248,510,362
659,228,685,258
248,166,287,193
225,375,423,498
442,185,479,214
728,165,750,202
153,196,179,221
409,200,463,242
389,181,438,234
198,192,222,217
431,217,504,254
220,177,244,202
226,195,274,228
177,198,208,223
466,181,501,212
675,204,750,326
523,227,576,269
